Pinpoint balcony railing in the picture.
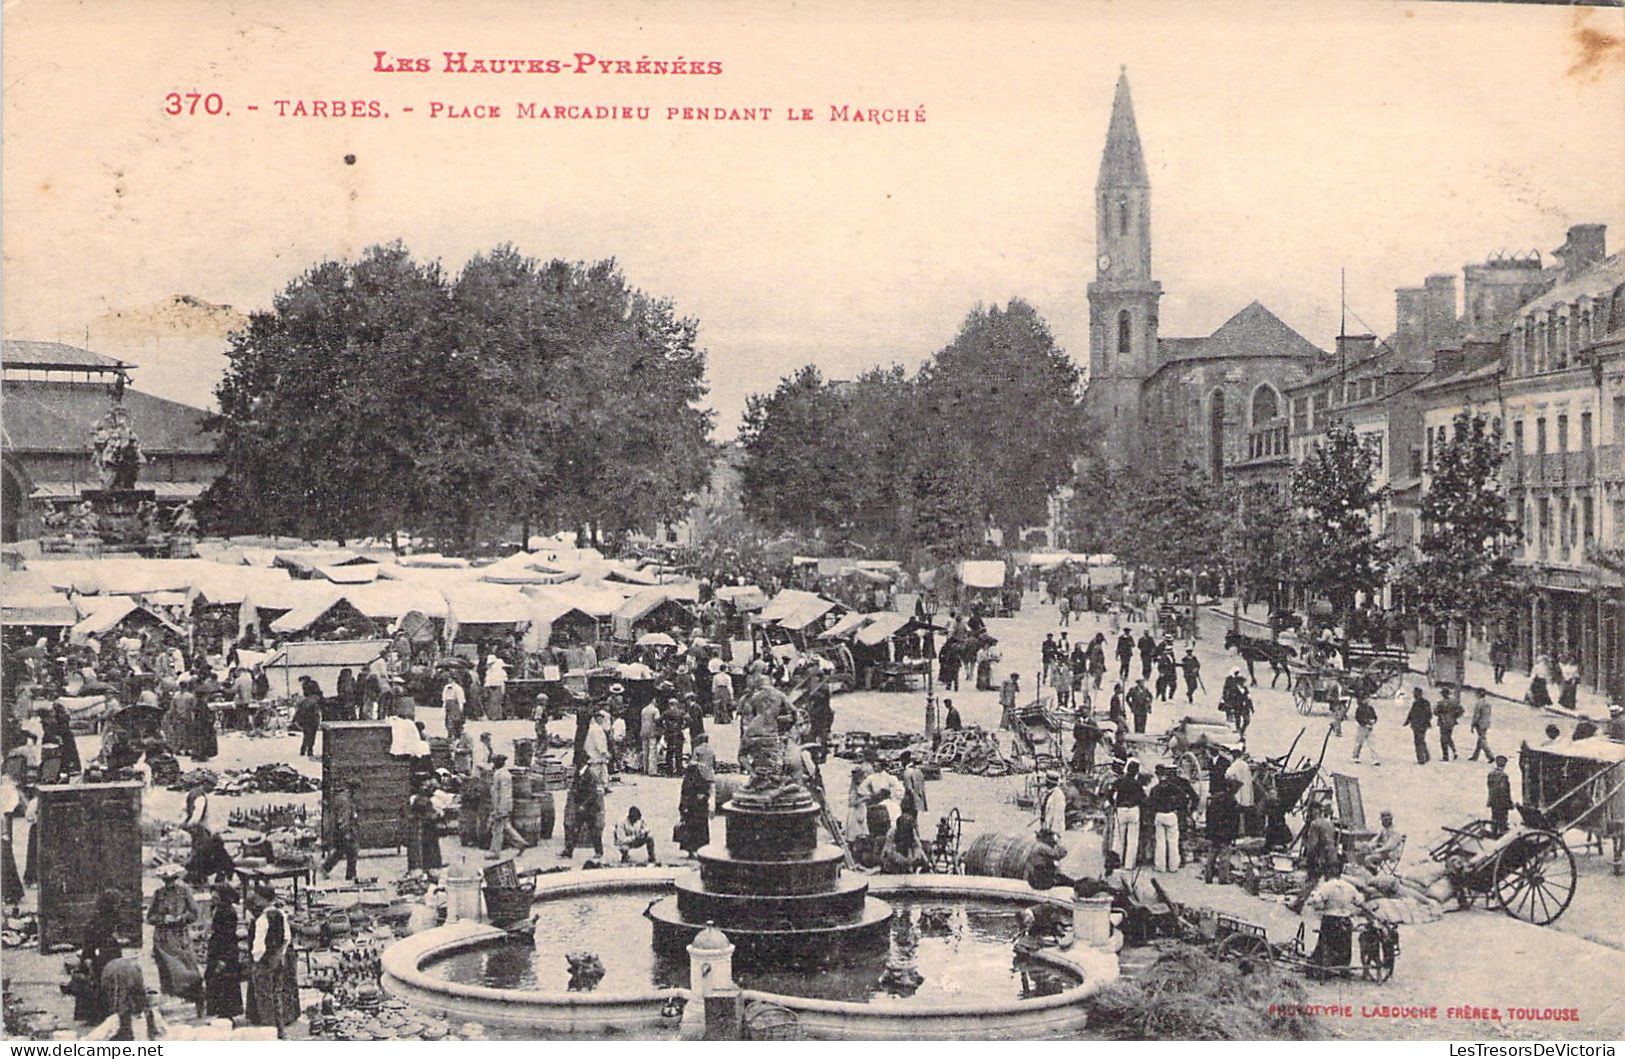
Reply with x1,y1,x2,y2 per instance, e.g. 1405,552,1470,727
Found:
1518,450,1598,488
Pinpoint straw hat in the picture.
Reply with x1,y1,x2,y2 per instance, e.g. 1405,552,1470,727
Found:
155,862,186,880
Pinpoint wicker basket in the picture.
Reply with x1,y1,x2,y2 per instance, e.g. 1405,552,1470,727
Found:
745,1002,802,1040
482,882,535,926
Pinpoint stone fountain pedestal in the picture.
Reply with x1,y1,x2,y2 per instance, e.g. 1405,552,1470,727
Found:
649,784,892,959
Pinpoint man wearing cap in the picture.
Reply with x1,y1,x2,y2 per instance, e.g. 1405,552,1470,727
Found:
487,754,530,858
661,696,689,776
441,675,466,740
900,751,929,814
321,778,361,880
1487,756,1515,835
1147,764,1197,872
711,663,735,724
1466,690,1495,763
638,692,661,775
1126,677,1153,734
483,652,508,721
1037,769,1066,836
1110,760,1148,869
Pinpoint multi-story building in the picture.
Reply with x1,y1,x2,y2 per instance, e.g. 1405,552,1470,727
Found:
1502,226,1625,693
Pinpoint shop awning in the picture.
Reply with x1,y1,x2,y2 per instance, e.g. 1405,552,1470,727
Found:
1,592,79,627
855,612,911,646
820,611,871,639
959,560,1006,589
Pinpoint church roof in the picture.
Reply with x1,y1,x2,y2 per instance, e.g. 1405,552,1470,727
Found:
1154,302,1325,366
1,379,216,454
1097,70,1148,189
3,339,133,372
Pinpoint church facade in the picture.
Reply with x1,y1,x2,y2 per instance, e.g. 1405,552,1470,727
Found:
1083,72,1329,486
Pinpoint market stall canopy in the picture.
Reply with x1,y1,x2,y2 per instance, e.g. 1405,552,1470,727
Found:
270,548,380,578
394,553,470,569
612,590,696,638
1530,738,1625,764
69,596,183,643
855,612,912,646
958,560,1006,589
268,590,353,634
28,557,210,596
603,561,661,586
2,591,80,627
264,639,391,697
317,563,380,585
443,584,532,642
187,565,293,606
820,611,872,640
344,581,451,620
528,582,629,619
757,589,826,625
778,595,839,633
637,632,678,648
715,584,767,610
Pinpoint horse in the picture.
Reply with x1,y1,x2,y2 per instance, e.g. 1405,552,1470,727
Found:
1224,630,1296,688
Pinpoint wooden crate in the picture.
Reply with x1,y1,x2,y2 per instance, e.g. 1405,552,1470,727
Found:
321,721,411,849
36,782,144,953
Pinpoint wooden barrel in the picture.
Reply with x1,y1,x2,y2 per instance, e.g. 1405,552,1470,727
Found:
511,770,534,799
963,832,1039,880
534,788,556,840
511,795,543,845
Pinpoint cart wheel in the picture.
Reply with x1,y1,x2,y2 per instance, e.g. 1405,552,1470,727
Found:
1358,924,1396,983
1293,681,1314,715
1494,831,1576,926
1215,932,1273,966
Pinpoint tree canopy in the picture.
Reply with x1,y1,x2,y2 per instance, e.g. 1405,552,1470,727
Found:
1399,411,1523,631
736,299,1086,559
204,243,714,548
1290,423,1397,620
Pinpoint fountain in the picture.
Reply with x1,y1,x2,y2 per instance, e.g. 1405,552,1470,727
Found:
646,774,893,958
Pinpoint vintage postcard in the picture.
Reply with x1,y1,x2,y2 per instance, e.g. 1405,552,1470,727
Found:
2,0,1623,1047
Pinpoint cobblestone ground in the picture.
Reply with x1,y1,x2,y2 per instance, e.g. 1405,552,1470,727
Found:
6,591,1622,1041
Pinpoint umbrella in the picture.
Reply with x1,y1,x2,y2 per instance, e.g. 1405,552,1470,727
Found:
637,633,678,648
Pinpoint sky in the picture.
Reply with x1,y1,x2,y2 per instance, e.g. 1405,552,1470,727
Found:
4,0,1623,432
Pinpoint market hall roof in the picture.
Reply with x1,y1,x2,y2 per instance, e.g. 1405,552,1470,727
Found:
2,380,215,454
3,339,133,373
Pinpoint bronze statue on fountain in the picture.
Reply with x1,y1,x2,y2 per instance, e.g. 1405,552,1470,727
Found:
77,397,164,552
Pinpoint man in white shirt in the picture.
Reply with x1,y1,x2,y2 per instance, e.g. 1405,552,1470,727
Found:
639,693,661,775
483,655,508,721
441,677,466,739
1225,754,1255,834
613,806,656,863
1037,769,1067,836
584,709,612,786
1304,862,1365,977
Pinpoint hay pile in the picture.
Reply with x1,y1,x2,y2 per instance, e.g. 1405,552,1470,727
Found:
1086,942,1327,1040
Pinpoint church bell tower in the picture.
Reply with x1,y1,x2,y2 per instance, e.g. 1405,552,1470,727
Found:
1086,69,1161,464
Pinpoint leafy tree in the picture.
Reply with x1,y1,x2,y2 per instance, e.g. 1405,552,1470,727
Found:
205,244,455,540
738,365,855,534
1290,423,1397,622
918,300,1086,542
1062,448,1126,555
1224,481,1294,614
1118,461,1226,592
1398,411,1523,636
204,244,714,548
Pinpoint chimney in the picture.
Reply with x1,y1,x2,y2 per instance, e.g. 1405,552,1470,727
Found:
1555,224,1606,281
1424,273,1458,352
1395,288,1427,351
1337,334,1377,362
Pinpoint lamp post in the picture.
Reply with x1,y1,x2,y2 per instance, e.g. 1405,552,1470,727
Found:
920,595,939,741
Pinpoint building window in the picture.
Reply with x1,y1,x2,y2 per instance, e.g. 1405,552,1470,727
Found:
1209,390,1226,483
1584,496,1595,547
1615,396,1625,446
1251,384,1279,425
1614,499,1625,546
1410,447,1423,478
1536,417,1547,455
1293,396,1309,434
1118,198,1129,236
1558,413,1569,453
1582,411,1593,451
1426,429,1434,465
1513,419,1525,455
1117,310,1132,358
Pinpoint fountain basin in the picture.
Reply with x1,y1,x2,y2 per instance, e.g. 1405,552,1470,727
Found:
381,867,1118,1040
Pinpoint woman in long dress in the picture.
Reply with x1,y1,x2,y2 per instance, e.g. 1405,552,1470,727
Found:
203,884,244,1020
677,760,711,856
146,864,203,1010
191,693,218,761
47,704,81,776
844,764,870,856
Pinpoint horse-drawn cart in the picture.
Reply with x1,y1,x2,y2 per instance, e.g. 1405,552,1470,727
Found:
1426,820,1577,925
1519,738,1625,877
1288,639,1408,716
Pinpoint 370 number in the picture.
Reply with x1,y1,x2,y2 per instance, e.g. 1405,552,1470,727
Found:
163,92,225,115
